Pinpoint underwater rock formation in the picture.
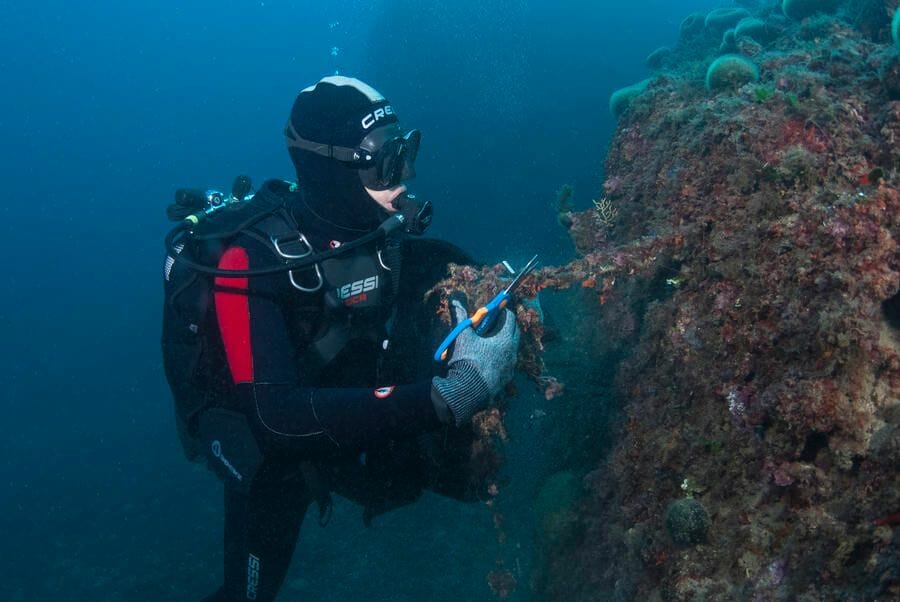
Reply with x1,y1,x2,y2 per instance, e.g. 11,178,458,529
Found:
436,2,900,600
530,3,900,600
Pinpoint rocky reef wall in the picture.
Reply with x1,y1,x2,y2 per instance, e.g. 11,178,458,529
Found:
432,2,899,599
531,1,900,599
534,2,900,600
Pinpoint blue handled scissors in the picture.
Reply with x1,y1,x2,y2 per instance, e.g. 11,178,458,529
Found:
434,254,539,362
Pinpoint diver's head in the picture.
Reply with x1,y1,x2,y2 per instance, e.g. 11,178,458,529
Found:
285,76,420,231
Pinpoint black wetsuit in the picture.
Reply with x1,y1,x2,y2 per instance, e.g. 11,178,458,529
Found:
166,181,475,602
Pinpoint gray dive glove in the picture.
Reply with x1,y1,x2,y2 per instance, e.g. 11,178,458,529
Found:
431,298,520,425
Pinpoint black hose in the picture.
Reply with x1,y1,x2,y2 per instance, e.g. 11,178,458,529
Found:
164,215,403,278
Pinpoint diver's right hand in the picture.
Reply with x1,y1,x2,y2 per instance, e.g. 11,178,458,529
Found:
431,298,520,425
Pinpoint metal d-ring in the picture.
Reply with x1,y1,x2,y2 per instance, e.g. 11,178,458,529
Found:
377,249,391,271
271,232,323,292
271,232,313,259
289,264,323,293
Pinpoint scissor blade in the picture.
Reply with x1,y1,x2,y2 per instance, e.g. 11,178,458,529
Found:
503,254,539,295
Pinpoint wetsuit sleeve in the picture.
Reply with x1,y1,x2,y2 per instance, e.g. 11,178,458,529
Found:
214,242,443,455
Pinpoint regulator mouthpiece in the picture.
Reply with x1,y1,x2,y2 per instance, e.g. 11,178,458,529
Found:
391,193,432,235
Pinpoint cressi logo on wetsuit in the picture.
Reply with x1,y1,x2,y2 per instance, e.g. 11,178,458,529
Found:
321,245,392,315
335,275,380,305
246,554,260,600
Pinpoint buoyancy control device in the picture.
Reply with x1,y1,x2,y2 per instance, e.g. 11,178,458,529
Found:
162,176,433,463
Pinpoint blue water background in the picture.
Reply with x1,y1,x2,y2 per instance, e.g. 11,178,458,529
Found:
1,1,726,599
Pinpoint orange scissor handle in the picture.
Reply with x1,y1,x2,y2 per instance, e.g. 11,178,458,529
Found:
469,306,489,327
437,305,490,361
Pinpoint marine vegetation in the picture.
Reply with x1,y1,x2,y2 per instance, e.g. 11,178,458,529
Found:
434,1,900,599
609,79,652,119
894,6,900,47
706,54,761,91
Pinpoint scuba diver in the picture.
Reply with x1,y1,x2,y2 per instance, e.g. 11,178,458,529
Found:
161,76,520,602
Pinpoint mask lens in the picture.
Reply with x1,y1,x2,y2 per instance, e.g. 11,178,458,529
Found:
404,129,421,162
377,129,421,188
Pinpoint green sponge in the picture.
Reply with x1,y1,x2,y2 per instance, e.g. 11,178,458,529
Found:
782,0,838,21
735,17,776,43
893,9,899,50
704,7,751,31
706,54,760,91
609,79,651,119
666,498,711,546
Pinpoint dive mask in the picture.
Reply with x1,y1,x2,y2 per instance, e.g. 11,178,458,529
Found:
285,122,421,190
357,126,421,190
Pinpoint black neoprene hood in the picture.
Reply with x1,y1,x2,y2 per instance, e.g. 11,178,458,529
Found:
286,76,403,233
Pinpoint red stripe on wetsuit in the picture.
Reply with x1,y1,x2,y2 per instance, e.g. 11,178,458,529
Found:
215,247,254,383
